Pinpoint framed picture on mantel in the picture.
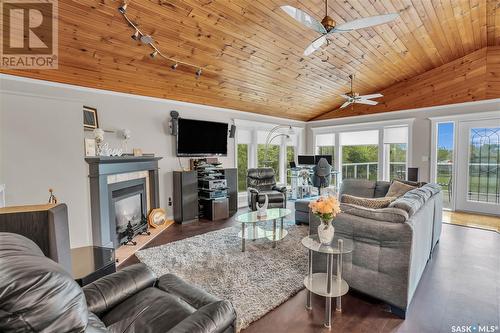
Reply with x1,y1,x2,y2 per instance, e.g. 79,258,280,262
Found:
83,106,98,130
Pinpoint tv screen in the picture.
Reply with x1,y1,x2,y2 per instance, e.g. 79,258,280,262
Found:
177,118,228,156
298,155,315,165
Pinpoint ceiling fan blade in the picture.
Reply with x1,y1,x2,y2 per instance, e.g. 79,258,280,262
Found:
355,99,378,105
304,35,327,56
333,13,398,32
281,5,327,34
358,93,383,99
340,101,352,109
340,94,351,100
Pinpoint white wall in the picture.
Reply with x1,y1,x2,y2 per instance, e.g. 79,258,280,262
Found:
0,74,305,248
306,99,500,182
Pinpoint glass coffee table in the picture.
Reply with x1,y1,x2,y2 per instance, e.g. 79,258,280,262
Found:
236,208,291,252
301,235,354,329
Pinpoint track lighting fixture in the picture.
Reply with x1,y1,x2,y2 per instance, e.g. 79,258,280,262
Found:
118,3,127,14
118,2,204,78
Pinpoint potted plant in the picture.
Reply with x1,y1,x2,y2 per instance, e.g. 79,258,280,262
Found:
309,195,341,244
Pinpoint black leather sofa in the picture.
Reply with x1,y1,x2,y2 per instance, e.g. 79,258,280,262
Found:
247,167,287,210
0,232,236,333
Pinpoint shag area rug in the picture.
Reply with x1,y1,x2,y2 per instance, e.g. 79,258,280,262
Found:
136,223,308,331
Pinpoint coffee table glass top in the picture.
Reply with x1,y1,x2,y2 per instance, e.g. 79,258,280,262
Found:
301,235,354,254
236,208,291,224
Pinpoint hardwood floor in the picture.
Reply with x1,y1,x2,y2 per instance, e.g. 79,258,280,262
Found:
121,207,500,333
444,210,500,233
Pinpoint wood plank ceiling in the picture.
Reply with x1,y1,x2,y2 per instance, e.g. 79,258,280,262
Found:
1,0,499,121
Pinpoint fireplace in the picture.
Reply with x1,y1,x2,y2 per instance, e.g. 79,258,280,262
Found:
85,156,162,249
109,179,149,247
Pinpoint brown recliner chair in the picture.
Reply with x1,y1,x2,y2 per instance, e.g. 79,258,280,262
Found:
0,232,236,333
247,168,287,211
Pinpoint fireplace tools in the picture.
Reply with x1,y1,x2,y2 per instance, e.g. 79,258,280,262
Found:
121,216,150,246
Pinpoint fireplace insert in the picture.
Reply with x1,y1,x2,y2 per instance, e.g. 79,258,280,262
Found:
109,179,149,247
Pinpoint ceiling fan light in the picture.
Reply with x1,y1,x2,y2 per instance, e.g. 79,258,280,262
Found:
131,30,140,40
150,50,158,58
171,63,178,70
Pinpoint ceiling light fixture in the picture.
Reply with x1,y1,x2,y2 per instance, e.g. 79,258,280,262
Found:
117,2,205,78
118,3,127,14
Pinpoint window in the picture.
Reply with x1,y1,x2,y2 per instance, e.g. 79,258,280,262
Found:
237,144,248,192
258,144,280,180
340,130,378,181
286,145,295,185
436,122,454,209
384,127,408,181
315,133,335,165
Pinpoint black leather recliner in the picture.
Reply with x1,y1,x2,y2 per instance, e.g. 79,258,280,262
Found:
0,232,236,333
247,168,287,211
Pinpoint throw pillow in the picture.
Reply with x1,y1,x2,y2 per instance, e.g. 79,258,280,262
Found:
386,180,417,198
341,194,396,209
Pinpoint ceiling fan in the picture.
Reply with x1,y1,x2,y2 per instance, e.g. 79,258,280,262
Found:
340,74,383,109
281,1,398,56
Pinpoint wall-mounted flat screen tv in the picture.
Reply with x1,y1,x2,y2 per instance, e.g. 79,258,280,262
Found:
177,118,228,156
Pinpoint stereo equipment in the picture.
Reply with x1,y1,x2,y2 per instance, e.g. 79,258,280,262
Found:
170,110,179,136
229,124,236,138
198,179,227,190
199,189,228,200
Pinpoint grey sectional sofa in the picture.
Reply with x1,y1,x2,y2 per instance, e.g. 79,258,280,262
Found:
309,179,442,318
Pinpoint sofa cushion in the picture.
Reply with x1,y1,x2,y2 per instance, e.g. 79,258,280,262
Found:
341,194,396,209
104,287,195,333
374,181,391,197
340,179,376,198
386,180,417,197
389,190,426,216
340,203,409,223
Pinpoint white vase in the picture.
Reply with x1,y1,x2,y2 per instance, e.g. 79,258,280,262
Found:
256,194,269,218
317,219,334,245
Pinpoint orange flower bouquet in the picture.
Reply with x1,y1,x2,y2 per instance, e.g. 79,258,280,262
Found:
309,195,341,244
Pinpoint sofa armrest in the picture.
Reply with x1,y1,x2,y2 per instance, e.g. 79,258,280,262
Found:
83,263,156,316
157,273,220,309
167,300,236,333
272,185,287,193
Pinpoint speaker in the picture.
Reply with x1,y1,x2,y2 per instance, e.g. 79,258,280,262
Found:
407,168,419,182
229,124,236,138
170,110,179,136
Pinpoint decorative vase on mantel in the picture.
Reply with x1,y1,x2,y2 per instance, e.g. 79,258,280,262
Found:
317,218,335,245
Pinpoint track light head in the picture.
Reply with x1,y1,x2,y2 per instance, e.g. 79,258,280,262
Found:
171,63,178,70
150,50,158,58
131,30,140,40
195,68,202,78
140,35,154,44
118,3,127,13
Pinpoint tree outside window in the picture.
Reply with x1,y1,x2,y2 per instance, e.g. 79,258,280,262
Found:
258,144,280,180
342,145,378,181
237,144,248,192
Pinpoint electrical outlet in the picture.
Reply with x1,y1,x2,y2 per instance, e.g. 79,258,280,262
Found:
168,197,172,206
421,155,429,162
